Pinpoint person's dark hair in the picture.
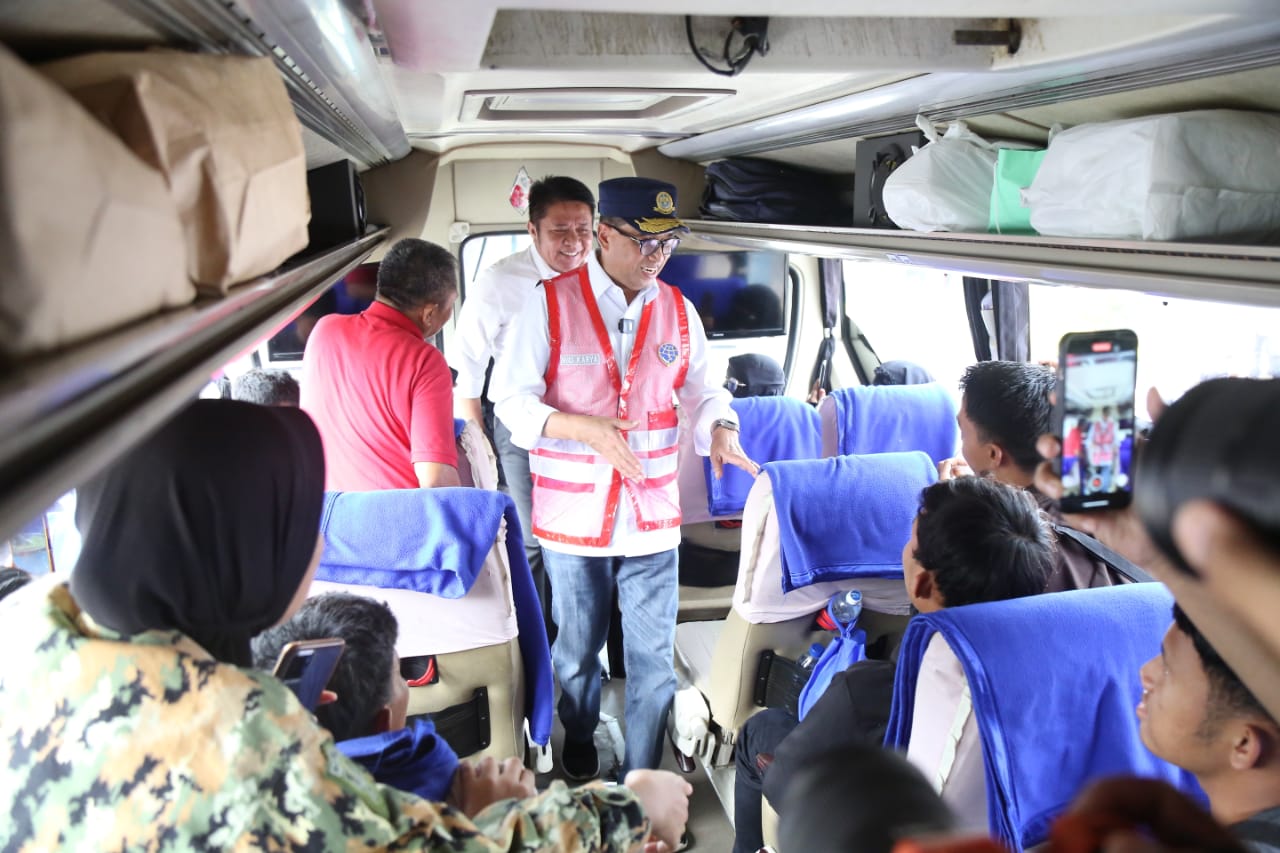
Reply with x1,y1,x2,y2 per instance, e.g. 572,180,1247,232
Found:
231,369,300,407
528,176,595,225
778,743,955,853
959,361,1056,473
375,238,457,312
0,567,32,602
913,476,1054,606
1172,604,1276,730
252,593,399,742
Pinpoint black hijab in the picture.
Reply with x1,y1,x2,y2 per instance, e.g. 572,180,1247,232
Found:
873,360,936,386
71,400,325,667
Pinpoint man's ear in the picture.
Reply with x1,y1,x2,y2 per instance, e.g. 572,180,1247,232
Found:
370,706,393,736
986,441,1006,471
1230,721,1274,771
526,220,538,241
911,568,938,606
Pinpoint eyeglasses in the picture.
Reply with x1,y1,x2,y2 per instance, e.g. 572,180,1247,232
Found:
613,230,681,257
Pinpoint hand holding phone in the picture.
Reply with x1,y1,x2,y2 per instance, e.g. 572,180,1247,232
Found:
1055,330,1138,513
273,638,345,712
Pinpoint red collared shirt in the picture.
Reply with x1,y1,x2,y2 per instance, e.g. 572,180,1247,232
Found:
301,301,456,491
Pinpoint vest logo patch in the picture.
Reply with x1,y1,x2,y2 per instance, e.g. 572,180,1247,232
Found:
561,353,603,366
657,343,679,365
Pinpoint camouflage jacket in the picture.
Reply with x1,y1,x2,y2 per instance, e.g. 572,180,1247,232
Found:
0,582,649,851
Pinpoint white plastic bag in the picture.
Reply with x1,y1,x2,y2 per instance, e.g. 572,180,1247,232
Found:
882,117,998,232
1027,110,1280,242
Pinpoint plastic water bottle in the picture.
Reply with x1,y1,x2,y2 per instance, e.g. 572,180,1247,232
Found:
797,642,825,673
830,589,863,627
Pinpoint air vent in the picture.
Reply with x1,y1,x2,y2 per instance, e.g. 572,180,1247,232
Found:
460,87,732,122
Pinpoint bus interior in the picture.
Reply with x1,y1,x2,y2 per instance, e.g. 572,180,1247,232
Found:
3,1,1280,849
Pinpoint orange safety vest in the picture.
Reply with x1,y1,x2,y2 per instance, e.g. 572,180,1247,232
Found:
529,266,691,547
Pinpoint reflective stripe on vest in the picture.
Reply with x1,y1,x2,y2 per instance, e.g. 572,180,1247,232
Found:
530,266,690,547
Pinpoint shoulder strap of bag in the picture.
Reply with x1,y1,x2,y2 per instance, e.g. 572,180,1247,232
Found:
1053,523,1156,585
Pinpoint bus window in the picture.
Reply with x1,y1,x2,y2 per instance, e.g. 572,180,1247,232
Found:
1029,286,1280,419
2,491,79,576
843,260,976,400
461,232,532,294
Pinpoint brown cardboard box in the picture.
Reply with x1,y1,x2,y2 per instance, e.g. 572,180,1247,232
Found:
0,45,192,359
43,51,311,293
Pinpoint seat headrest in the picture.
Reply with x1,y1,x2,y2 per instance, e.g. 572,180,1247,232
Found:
705,396,822,517
888,584,1201,850
822,384,958,462
316,488,510,598
767,451,937,592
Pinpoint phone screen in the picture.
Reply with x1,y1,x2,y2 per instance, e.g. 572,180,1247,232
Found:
274,639,344,711
1057,330,1138,512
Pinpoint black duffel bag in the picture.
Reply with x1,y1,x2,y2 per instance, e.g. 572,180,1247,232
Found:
700,157,851,226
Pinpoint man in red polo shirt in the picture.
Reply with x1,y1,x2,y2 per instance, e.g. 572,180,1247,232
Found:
301,238,460,491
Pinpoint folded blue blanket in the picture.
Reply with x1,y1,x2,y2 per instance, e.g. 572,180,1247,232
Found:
317,488,554,746
338,718,458,803
885,584,1203,851
705,396,822,517
829,384,958,463
768,452,936,593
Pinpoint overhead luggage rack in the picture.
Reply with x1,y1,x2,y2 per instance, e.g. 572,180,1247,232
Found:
0,228,388,543
687,220,1280,307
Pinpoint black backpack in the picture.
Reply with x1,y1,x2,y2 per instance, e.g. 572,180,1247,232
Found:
700,157,851,226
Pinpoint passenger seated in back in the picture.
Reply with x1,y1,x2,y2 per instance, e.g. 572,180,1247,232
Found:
939,359,1124,590
231,368,300,407
1136,604,1280,851
731,476,1056,853
0,567,32,602
725,353,785,398
252,592,464,804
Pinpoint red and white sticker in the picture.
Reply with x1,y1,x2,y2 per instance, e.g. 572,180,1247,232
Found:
509,166,532,214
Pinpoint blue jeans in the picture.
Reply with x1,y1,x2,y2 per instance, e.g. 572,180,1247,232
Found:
543,547,679,774
494,419,552,638
733,708,799,853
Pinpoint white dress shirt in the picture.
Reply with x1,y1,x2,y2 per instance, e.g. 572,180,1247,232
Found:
452,245,556,399
492,251,736,557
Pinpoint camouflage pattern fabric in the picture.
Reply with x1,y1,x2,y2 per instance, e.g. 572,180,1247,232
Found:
0,582,649,851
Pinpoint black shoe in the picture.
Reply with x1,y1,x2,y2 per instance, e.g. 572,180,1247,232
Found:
562,738,600,782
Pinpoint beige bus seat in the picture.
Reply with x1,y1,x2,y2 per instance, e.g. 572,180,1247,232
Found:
819,384,958,463
310,488,554,764
454,417,498,490
885,584,1196,851
673,453,928,765
676,397,824,623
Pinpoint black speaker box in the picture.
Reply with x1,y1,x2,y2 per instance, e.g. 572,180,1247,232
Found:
305,160,366,253
852,130,928,228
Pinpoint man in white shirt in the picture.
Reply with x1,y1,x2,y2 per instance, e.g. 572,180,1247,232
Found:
453,176,596,635
491,177,757,779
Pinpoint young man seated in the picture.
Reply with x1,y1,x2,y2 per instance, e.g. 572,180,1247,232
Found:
252,592,465,802
732,476,1057,853
940,359,1126,590
1137,604,1280,851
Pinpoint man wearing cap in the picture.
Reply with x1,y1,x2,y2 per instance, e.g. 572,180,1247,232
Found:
492,177,757,778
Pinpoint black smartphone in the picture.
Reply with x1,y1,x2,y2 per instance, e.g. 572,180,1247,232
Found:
273,638,345,711
1056,329,1139,513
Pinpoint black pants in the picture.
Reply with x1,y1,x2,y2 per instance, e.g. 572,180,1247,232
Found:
733,707,799,853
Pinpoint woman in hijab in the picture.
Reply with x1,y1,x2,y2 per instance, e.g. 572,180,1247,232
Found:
0,400,679,851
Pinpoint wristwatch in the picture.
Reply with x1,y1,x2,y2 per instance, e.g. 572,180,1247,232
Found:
711,418,739,434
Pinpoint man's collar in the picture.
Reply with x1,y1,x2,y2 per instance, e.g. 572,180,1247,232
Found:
368,298,424,335
588,250,657,304
529,245,557,281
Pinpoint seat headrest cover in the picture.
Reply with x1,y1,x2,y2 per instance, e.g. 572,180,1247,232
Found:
706,396,822,517
316,488,506,598
768,451,937,592
887,584,1202,851
830,383,958,462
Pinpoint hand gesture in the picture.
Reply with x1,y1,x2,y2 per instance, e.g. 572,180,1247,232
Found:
710,425,759,480
624,769,692,850
447,756,537,818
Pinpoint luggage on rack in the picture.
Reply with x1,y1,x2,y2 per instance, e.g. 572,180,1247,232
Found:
701,157,851,226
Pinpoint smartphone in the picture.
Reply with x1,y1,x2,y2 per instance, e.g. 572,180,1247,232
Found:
1056,329,1138,513
273,638,345,711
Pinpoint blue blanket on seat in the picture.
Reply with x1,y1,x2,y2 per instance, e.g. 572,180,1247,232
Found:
768,452,936,593
338,718,458,802
828,384,958,462
316,488,554,746
884,585,1203,851
705,396,822,517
